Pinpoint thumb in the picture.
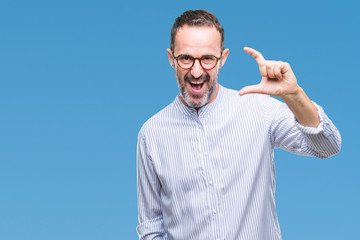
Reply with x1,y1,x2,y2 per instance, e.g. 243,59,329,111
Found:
239,84,264,96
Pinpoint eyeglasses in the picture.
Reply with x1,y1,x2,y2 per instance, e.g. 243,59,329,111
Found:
173,54,221,70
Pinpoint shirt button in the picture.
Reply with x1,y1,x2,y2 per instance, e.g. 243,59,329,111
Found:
209,180,213,185
213,209,217,214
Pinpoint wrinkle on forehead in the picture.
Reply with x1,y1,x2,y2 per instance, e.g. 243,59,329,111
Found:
173,25,222,57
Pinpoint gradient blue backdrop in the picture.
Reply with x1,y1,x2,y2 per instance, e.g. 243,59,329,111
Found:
1,0,359,239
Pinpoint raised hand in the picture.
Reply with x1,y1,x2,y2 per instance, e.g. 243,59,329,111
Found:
239,47,300,98
239,47,320,127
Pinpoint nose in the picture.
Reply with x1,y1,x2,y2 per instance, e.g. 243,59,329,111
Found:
190,59,204,78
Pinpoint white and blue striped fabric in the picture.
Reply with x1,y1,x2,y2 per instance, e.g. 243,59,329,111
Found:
136,85,341,240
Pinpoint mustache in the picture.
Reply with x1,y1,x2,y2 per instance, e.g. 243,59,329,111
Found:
184,72,210,82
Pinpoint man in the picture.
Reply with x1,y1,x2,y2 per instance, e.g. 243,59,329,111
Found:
137,10,341,240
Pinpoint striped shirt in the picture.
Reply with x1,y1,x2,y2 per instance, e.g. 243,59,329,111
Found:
136,85,341,240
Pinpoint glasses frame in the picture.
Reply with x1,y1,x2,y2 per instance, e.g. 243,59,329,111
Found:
172,53,222,70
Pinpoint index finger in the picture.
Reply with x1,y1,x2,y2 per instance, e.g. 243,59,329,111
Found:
244,47,266,64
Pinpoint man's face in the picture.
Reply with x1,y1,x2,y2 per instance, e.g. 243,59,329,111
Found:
167,25,229,108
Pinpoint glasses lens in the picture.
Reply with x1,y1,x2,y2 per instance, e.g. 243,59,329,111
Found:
178,55,194,69
200,56,217,69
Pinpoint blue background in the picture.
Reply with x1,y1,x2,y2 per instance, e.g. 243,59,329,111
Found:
1,0,358,239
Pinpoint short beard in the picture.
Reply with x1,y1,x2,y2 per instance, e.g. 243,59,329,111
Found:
176,71,217,109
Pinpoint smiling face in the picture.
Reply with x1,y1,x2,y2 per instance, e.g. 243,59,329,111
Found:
167,25,229,108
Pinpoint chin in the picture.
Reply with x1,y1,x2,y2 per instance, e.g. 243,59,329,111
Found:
184,93,210,108
176,74,217,109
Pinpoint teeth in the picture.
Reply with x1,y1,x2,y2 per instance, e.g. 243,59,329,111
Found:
189,80,204,84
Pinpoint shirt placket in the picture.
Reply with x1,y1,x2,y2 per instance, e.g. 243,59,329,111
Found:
198,117,221,240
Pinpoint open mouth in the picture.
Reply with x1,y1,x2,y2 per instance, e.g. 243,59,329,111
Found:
188,80,205,91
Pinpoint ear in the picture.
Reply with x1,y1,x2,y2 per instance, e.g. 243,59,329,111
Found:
220,48,230,67
167,48,174,68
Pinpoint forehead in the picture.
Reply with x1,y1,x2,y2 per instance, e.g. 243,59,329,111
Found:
174,25,221,56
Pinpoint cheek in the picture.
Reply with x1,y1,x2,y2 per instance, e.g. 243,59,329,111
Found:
209,70,219,82
176,69,188,82
177,72,184,83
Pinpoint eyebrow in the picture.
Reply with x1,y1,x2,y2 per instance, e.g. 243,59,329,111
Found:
175,53,218,57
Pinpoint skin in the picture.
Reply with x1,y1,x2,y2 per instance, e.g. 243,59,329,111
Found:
168,25,320,127
167,25,229,110
240,47,320,127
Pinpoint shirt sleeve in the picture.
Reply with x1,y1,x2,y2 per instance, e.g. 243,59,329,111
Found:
265,98,341,158
136,132,167,240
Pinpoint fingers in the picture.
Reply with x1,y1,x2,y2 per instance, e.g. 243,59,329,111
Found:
244,47,267,77
243,47,265,64
273,63,282,80
239,84,264,96
266,61,284,79
244,47,290,79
